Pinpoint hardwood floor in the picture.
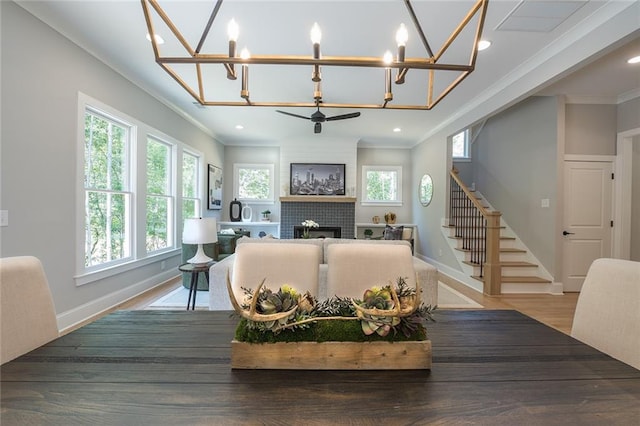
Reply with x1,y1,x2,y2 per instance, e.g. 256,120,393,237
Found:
113,272,579,335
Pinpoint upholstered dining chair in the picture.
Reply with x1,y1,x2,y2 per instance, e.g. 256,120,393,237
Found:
571,258,640,370
1,256,59,364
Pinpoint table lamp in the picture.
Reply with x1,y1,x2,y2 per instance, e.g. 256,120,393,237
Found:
182,217,218,265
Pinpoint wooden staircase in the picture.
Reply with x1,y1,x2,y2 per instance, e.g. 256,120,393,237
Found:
447,170,553,295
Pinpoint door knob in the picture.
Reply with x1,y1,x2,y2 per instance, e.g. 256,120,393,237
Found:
562,231,575,236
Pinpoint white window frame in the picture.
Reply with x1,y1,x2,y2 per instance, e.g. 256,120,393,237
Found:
181,149,202,220
361,165,403,206
233,163,275,204
75,93,198,286
145,135,176,255
452,128,471,161
81,105,135,273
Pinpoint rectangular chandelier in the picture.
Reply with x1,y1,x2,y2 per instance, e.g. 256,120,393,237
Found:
141,0,489,110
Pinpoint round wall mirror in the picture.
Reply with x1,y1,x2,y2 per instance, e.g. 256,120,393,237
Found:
419,174,433,206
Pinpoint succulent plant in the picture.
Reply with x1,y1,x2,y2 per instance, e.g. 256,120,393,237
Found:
358,286,401,336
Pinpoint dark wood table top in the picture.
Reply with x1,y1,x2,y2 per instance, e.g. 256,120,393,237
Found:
2,310,639,425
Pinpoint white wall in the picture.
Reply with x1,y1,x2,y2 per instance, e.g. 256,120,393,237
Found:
631,135,640,262
279,136,358,198
0,2,223,330
356,148,413,224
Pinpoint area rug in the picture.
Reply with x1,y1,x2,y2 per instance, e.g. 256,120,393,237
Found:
147,286,210,310
148,282,482,310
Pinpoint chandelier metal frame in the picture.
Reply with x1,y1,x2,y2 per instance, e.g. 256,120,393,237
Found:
141,0,489,110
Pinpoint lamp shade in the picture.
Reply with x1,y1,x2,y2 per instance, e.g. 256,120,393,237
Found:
182,218,218,245
183,218,218,265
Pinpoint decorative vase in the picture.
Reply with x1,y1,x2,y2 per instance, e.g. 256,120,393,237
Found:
241,205,252,222
230,199,242,222
372,216,380,224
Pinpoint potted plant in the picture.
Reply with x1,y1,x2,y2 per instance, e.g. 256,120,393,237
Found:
260,210,271,222
364,229,373,239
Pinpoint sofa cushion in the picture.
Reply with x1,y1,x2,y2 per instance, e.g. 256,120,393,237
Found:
230,243,321,305
326,243,416,299
322,238,411,264
237,236,324,265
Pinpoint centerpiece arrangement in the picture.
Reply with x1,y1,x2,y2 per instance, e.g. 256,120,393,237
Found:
228,275,434,369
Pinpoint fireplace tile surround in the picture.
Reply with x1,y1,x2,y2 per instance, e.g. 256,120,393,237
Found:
280,200,355,239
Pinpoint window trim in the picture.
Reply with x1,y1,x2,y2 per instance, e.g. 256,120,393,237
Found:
75,92,205,286
233,163,275,204
145,136,176,255
361,165,403,207
452,128,471,161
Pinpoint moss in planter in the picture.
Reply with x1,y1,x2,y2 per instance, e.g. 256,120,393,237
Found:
234,318,427,343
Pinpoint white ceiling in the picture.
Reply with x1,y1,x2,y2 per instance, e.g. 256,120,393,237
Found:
15,0,640,148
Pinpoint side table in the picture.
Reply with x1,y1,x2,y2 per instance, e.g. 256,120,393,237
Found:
178,262,215,310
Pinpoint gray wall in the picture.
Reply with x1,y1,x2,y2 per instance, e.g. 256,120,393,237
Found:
1,2,223,329
617,97,640,133
471,96,559,274
565,104,617,155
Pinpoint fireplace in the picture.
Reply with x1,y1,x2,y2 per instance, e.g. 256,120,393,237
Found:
280,199,355,239
293,226,341,239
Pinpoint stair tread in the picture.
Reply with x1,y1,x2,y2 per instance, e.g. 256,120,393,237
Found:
500,261,538,267
501,276,551,283
471,275,551,283
500,248,526,253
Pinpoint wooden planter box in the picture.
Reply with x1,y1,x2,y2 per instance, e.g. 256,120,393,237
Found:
231,340,431,370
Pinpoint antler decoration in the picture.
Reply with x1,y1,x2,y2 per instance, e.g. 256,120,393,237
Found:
226,272,298,322
352,273,421,318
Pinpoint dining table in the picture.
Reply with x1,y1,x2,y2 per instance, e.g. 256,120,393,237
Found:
1,309,639,425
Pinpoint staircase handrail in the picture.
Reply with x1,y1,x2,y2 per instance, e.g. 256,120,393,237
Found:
449,169,498,217
449,169,502,295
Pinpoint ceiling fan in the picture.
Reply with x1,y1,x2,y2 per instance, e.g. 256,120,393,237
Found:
276,106,361,134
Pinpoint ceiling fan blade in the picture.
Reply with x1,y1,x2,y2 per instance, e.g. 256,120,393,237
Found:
325,112,361,121
276,110,311,120
314,122,322,134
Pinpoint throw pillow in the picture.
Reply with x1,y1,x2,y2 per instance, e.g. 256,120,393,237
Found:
384,225,404,240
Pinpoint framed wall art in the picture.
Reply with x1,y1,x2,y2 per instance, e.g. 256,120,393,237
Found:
207,164,223,210
290,163,345,196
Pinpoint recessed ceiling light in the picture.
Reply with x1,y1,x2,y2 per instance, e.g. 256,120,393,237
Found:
146,33,164,44
393,127,402,133
235,125,244,130
477,40,491,51
627,55,640,64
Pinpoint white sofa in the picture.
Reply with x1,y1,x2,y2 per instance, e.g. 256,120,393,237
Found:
209,237,438,310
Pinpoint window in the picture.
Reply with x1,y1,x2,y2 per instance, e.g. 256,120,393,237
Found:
83,109,132,268
361,165,403,206
182,151,201,220
452,129,470,159
233,163,274,204
146,137,174,253
78,94,204,284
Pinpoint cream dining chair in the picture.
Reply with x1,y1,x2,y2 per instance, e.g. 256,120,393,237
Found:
571,258,640,370
1,256,59,364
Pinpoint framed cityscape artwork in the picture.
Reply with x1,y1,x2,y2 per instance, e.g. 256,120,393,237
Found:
290,163,345,196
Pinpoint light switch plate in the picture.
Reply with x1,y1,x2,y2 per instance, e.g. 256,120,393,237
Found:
541,199,550,208
0,210,8,227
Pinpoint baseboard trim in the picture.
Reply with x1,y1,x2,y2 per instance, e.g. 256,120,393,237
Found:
57,270,179,333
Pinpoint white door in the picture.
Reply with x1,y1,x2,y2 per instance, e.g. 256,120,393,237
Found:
562,161,613,292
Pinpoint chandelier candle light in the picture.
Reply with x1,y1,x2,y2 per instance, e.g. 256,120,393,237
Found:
182,218,218,265
140,0,489,110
